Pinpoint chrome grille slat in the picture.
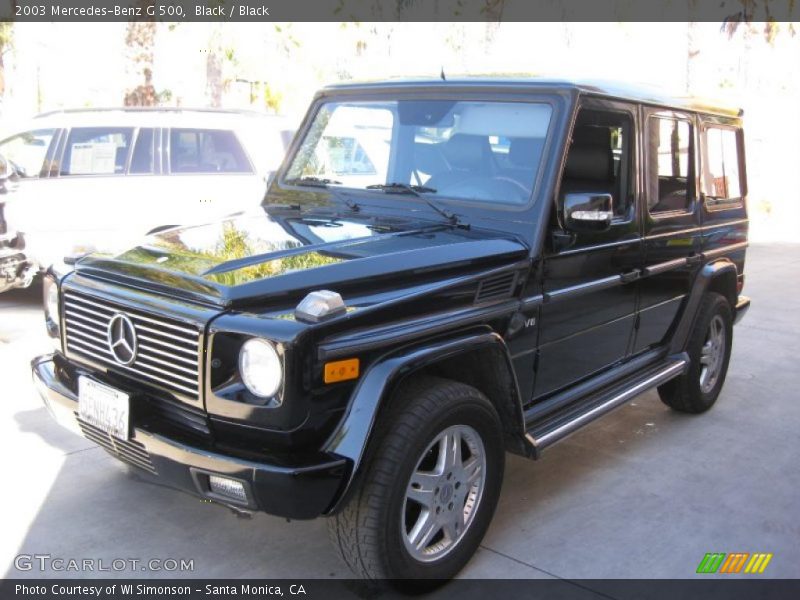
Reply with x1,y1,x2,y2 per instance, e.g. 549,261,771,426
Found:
64,291,202,400
67,295,199,335
133,342,198,366
130,323,199,345
67,338,199,395
136,334,198,356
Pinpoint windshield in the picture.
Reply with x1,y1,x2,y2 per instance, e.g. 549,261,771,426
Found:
284,99,553,206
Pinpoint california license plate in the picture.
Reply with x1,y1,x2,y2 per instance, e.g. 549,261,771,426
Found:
78,377,130,441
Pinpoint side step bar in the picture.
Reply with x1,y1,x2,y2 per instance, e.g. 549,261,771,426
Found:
525,355,688,455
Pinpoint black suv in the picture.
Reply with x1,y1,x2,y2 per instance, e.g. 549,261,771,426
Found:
33,78,750,582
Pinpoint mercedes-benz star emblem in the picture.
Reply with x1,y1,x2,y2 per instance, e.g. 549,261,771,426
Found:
107,313,138,366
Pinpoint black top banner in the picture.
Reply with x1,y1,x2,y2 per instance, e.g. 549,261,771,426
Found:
1,0,799,23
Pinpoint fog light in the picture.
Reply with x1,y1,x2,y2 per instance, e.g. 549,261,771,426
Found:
208,475,248,503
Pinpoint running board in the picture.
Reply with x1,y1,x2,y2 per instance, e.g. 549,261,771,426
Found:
525,355,688,455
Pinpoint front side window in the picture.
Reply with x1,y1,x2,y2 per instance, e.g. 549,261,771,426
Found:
559,108,634,218
647,117,694,214
61,127,133,176
285,99,554,205
702,127,742,205
169,129,252,174
0,128,56,178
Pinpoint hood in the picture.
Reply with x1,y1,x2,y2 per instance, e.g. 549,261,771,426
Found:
74,207,529,308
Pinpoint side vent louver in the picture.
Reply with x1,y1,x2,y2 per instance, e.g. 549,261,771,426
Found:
475,272,518,303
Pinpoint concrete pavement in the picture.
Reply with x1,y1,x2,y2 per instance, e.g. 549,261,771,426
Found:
1,244,798,589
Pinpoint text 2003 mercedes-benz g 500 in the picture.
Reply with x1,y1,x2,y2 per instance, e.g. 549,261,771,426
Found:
33,78,750,583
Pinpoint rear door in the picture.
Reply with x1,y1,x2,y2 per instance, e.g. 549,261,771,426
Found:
534,99,642,399
634,109,703,353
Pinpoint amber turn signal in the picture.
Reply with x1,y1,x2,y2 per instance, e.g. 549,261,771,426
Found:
324,358,360,384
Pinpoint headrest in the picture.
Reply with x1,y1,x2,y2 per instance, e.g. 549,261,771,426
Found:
564,126,612,181
564,146,612,181
508,138,544,167
443,134,490,171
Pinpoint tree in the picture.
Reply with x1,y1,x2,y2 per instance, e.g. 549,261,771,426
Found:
123,1,157,106
0,16,13,99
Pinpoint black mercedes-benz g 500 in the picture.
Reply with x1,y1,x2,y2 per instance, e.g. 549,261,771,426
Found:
33,78,750,582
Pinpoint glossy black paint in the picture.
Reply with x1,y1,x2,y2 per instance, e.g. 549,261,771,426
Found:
33,356,347,519
32,78,750,519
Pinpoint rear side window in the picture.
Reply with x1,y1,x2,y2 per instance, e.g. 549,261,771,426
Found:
702,127,742,205
61,127,133,176
647,117,694,214
130,128,156,174
169,129,251,174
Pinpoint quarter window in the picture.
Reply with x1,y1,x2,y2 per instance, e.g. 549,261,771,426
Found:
61,127,133,176
0,129,56,178
647,117,694,214
702,127,742,204
169,129,252,174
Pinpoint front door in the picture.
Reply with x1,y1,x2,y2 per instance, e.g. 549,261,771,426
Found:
534,100,642,399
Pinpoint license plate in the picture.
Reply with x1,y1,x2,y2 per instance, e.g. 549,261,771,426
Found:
78,377,130,441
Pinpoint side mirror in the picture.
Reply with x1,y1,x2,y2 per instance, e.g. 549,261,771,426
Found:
563,193,613,232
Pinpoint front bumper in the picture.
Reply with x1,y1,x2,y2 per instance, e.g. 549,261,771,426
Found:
734,295,751,325
32,356,349,519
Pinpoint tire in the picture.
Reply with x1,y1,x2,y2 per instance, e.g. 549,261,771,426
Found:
658,292,733,413
328,377,505,586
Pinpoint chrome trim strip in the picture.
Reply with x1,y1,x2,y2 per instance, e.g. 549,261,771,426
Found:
521,294,545,309
532,359,687,449
545,275,621,302
643,257,688,276
643,219,749,242
554,237,640,257
64,316,106,336
703,241,748,259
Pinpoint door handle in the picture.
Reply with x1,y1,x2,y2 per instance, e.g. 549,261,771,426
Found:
686,254,703,267
620,269,641,284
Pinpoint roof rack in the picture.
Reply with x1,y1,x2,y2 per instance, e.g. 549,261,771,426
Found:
34,107,268,119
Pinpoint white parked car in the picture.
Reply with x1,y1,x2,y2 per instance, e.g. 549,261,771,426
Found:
0,108,294,292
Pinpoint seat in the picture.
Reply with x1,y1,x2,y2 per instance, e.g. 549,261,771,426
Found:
426,134,493,191
501,137,545,191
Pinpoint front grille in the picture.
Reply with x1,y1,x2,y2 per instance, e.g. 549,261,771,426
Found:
63,292,201,400
77,417,157,474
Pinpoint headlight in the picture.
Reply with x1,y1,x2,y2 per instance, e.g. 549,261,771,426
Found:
238,338,283,399
42,275,61,344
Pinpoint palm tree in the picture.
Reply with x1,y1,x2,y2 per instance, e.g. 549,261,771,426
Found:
123,1,157,106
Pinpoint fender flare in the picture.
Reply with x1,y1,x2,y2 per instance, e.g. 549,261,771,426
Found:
322,329,523,513
669,258,738,354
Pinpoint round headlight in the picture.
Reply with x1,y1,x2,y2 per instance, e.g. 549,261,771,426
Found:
239,338,283,399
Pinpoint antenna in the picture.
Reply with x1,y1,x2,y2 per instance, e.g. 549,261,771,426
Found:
440,67,446,81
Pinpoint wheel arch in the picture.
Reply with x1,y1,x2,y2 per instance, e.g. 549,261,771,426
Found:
322,328,526,514
669,258,738,354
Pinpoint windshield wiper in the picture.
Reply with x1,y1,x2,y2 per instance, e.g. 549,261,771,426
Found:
284,176,360,212
365,182,465,227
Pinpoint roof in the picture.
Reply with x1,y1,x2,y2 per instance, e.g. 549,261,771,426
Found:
28,107,293,130
322,76,743,118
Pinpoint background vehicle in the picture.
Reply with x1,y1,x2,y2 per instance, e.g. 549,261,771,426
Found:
0,108,295,288
32,78,750,585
